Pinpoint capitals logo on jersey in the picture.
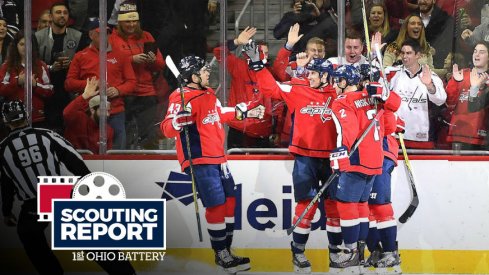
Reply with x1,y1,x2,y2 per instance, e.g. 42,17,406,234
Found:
458,91,469,103
202,111,221,127
299,97,333,123
401,87,427,110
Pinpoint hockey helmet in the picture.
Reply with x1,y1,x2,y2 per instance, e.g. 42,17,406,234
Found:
331,65,361,86
306,58,333,78
358,64,381,82
2,100,27,123
179,55,206,83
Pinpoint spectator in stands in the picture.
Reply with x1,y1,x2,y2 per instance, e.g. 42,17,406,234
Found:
383,14,435,71
36,10,52,31
65,17,136,150
416,0,455,69
327,28,375,66
0,31,53,128
109,0,165,149
0,0,20,40
35,2,82,134
389,39,446,149
273,0,322,43
214,27,285,148
0,17,12,64
368,2,398,45
63,77,114,153
445,42,489,150
385,0,417,30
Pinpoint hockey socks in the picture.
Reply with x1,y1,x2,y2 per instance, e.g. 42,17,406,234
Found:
370,204,397,252
358,202,370,242
292,199,318,250
205,204,227,251
224,197,236,249
325,199,343,247
337,201,360,248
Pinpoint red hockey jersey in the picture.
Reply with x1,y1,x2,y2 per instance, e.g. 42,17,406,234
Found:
255,69,338,158
331,90,401,175
445,70,487,145
161,86,236,171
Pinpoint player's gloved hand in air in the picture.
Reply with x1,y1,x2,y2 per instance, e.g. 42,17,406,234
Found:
330,146,350,172
4,214,17,226
236,101,265,120
366,82,390,101
172,110,194,131
395,115,406,134
243,40,265,71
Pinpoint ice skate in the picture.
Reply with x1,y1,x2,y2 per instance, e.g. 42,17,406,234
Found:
292,251,312,274
329,247,361,274
363,247,383,274
215,248,250,274
375,251,402,275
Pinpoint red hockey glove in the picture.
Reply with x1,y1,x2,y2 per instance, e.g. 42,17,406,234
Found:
236,101,265,120
395,115,405,134
330,146,350,172
172,110,194,131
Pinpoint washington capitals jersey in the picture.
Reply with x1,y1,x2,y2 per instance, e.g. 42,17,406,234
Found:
255,69,337,158
445,70,488,145
331,90,401,175
161,86,236,171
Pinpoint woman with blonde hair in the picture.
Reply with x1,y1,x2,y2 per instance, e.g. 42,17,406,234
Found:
383,14,434,70
368,2,397,45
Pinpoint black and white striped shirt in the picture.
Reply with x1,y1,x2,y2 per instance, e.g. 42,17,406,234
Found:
0,126,90,215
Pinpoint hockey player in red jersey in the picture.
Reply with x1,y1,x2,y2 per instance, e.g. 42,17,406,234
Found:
364,111,404,274
328,64,401,273
161,55,265,273
244,39,337,273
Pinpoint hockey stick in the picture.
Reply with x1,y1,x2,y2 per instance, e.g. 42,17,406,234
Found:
166,55,203,242
286,109,385,235
398,133,419,224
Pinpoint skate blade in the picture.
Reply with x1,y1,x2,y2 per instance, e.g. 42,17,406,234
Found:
217,266,238,274
236,262,251,272
294,265,312,274
376,265,402,275
361,265,378,274
328,266,361,274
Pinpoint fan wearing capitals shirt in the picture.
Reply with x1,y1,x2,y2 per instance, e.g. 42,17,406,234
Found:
244,39,337,273
328,64,401,272
388,39,446,149
161,56,265,274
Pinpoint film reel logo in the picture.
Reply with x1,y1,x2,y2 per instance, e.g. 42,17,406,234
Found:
72,172,126,200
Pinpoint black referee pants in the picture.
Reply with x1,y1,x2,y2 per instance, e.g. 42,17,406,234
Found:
17,200,63,275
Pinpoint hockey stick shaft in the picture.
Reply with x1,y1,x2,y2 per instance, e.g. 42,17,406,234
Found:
286,109,385,235
398,133,419,224
166,55,203,242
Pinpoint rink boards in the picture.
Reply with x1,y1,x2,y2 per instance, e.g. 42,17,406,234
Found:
1,156,488,273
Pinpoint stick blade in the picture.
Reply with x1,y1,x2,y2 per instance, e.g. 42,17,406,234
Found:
286,227,294,235
165,55,181,78
398,197,419,224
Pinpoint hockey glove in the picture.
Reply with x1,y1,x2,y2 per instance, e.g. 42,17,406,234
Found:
243,40,265,71
366,82,390,101
330,146,350,172
395,115,405,134
172,110,194,131
235,101,265,120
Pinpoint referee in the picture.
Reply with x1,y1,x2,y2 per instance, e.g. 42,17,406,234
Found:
0,100,136,275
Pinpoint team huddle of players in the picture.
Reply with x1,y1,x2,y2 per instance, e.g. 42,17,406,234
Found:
162,26,414,274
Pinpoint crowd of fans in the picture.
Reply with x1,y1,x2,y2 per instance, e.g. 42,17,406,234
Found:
1,0,489,153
